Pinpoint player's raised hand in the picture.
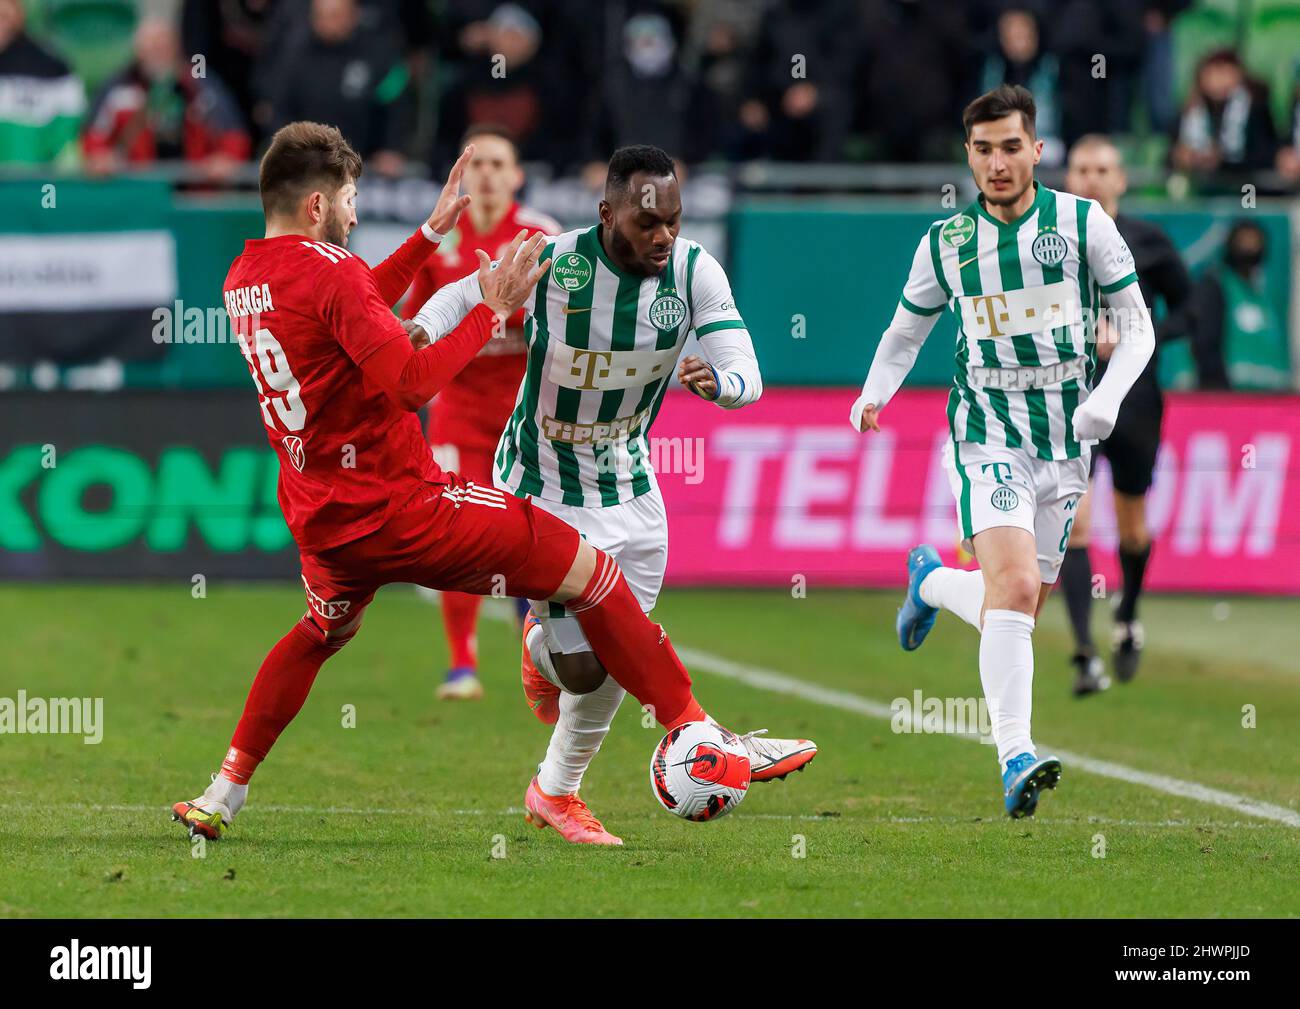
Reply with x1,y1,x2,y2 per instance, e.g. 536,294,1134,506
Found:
427,145,475,236
478,229,547,320
678,354,718,400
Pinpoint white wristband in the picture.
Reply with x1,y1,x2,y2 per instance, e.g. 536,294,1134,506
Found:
421,222,444,243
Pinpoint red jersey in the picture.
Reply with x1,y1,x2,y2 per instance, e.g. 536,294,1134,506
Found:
405,202,559,452
224,231,444,552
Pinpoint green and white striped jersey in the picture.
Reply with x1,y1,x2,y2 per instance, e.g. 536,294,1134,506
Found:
495,225,747,507
901,183,1138,460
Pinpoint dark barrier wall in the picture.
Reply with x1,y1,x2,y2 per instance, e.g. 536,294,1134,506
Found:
0,391,297,579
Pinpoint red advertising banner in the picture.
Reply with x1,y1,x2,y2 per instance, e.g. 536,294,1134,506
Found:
654,388,1300,595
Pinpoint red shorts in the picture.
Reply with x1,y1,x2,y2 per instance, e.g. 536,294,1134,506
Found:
297,477,579,635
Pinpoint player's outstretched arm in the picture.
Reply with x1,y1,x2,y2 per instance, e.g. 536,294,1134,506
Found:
360,231,546,410
410,270,483,344
850,233,946,433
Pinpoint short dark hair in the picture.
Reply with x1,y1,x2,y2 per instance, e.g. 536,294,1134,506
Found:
259,121,363,218
459,122,519,158
963,84,1037,139
605,144,676,201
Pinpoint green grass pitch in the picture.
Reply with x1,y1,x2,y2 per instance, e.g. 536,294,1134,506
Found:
1,583,1296,918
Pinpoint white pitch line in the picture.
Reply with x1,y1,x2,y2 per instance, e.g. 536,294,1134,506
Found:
675,646,1300,828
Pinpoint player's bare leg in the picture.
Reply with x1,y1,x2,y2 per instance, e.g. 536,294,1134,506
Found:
1112,491,1151,682
171,610,364,840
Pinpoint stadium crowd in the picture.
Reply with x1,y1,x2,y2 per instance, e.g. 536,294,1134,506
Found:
2,0,1299,191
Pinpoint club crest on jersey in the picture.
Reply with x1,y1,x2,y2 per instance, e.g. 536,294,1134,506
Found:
552,252,592,291
282,435,305,473
1032,230,1067,266
648,293,686,331
991,485,1020,512
941,215,975,248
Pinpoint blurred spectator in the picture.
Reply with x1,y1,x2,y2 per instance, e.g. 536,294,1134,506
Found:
590,4,689,159
1141,1,1190,134
254,0,434,140
1276,77,1300,187
435,2,559,168
979,7,1063,163
0,0,84,166
262,0,414,174
1190,221,1290,391
680,0,766,162
181,0,280,146
853,0,970,163
738,0,858,161
1171,49,1277,177
83,18,250,180
1050,0,1144,145
436,0,595,171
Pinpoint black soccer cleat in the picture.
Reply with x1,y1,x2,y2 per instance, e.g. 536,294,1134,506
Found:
1071,651,1111,697
1112,621,1144,683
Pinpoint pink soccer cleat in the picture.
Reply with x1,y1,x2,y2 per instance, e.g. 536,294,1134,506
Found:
523,777,623,846
520,613,559,725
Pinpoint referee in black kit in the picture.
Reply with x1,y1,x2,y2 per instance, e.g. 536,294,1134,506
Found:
1059,135,1192,696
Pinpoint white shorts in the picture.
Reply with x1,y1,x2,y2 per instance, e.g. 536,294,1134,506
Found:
525,487,668,654
943,440,1090,585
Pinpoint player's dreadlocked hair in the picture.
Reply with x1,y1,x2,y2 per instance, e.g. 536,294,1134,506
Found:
605,145,676,201
259,122,364,218
963,84,1037,139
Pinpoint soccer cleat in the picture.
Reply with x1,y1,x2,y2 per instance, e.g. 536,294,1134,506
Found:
436,665,484,701
738,729,818,782
171,797,232,840
896,544,943,651
523,777,623,845
1002,752,1062,819
1112,620,1144,683
520,613,559,724
1071,652,1111,697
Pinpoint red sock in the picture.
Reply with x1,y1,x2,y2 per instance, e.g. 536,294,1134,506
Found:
440,591,481,670
569,551,706,729
225,615,342,781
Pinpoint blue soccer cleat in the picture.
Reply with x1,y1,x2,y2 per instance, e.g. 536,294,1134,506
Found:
896,544,943,651
1002,752,1062,819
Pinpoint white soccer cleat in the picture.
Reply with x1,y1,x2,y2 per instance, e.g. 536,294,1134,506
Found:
738,729,818,782
436,673,484,700
171,794,234,840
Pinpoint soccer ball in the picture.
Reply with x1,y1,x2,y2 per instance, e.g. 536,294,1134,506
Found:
650,721,751,821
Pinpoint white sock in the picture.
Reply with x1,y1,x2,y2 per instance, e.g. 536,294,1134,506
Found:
978,609,1037,769
527,622,563,689
207,774,247,819
536,675,625,796
919,567,985,630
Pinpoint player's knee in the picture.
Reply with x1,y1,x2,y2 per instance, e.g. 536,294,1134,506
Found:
989,569,1040,614
320,611,364,650
552,651,607,694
